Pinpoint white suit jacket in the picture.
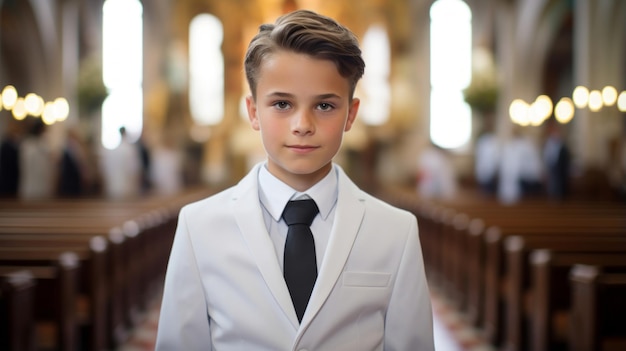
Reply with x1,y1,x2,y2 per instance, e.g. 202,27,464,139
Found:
156,163,434,351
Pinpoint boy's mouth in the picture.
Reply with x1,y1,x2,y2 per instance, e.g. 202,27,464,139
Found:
287,144,319,153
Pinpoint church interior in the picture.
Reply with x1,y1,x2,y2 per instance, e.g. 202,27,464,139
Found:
1,0,625,350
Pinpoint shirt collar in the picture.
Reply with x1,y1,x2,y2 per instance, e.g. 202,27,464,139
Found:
258,163,337,222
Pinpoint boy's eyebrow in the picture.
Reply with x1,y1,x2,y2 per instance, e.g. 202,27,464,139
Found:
266,91,294,99
316,93,342,100
266,91,343,100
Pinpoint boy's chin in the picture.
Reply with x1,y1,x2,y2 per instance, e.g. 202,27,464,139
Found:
270,160,333,183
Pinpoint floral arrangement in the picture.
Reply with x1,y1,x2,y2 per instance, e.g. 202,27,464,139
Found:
77,55,108,114
463,72,499,115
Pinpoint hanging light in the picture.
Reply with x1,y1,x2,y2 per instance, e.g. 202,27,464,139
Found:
54,98,70,122
617,91,626,112
12,98,27,120
602,86,618,106
41,102,57,125
572,86,589,109
24,93,44,117
532,95,553,124
554,97,574,124
588,90,603,112
509,99,530,126
2,85,18,110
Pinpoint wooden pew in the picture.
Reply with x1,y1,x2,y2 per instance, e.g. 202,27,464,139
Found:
502,235,626,351
569,264,626,351
481,226,624,348
0,230,119,350
529,250,626,351
0,219,172,349
459,217,487,326
0,208,175,348
428,201,625,346
0,252,81,351
0,269,36,351
0,186,218,350
375,187,626,350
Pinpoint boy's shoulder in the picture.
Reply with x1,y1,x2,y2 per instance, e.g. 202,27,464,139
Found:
180,184,238,215
361,190,414,218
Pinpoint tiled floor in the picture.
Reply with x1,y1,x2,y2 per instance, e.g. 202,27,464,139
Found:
118,291,493,351
431,291,495,351
117,297,161,351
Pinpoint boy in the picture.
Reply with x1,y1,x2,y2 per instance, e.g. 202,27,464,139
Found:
156,9,434,350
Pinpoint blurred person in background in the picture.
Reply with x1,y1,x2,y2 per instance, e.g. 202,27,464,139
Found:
58,127,94,197
0,121,21,197
100,126,141,199
150,133,183,195
136,133,152,194
498,127,543,204
416,142,458,200
543,120,570,200
19,120,56,199
474,125,500,196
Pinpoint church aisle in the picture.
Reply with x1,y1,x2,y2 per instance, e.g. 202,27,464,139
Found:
117,290,493,351
431,291,495,351
117,296,160,351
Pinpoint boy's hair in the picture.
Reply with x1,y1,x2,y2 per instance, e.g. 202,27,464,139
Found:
244,10,365,99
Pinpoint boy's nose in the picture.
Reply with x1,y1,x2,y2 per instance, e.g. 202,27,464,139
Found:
292,110,314,135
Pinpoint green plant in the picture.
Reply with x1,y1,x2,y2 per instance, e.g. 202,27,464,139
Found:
463,73,499,114
77,56,108,114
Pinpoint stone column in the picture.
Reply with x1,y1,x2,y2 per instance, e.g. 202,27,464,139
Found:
572,0,625,167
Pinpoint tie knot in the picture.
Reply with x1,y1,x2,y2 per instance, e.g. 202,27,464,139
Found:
282,200,319,226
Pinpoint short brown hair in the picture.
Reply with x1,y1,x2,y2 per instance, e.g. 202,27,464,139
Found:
244,10,365,99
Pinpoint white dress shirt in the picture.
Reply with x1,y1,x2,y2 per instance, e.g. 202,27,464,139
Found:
258,163,337,271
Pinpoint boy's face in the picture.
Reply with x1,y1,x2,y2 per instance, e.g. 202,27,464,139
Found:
246,50,359,191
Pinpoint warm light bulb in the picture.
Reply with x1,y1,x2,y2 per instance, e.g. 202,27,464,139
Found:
555,98,574,124
534,95,553,121
617,91,626,112
42,102,57,125
11,98,27,120
509,99,529,126
572,86,589,109
24,93,44,117
588,90,603,112
529,101,546,126
54,98,70,121
602,86,618,106
2,85,18,110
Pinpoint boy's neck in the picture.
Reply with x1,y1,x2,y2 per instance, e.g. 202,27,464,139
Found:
267,162,333,192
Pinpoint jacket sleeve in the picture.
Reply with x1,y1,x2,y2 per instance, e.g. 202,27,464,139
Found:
155,207,212,351
384,214,435,351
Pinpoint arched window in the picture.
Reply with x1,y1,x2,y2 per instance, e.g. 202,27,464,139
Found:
102,0,143,149
189,14,224,125
360,24,391,126
430,0,472,149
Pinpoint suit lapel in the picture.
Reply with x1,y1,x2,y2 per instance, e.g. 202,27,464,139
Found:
300,167,366,327
231,164,300,328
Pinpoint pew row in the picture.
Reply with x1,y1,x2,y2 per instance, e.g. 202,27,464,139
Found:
0,186,218,350
0,269,36,351
569,264,626,351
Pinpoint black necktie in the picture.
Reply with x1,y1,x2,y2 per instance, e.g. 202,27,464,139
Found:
282,199,319,323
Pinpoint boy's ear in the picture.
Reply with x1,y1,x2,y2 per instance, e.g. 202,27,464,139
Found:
344,98,360,132
246,95,260,131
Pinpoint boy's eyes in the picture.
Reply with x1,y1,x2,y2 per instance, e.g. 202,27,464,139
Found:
271,101,335,111
317,102,334,111
273,101,291,110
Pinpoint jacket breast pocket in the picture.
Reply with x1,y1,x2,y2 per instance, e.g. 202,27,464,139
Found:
342,272,391,287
